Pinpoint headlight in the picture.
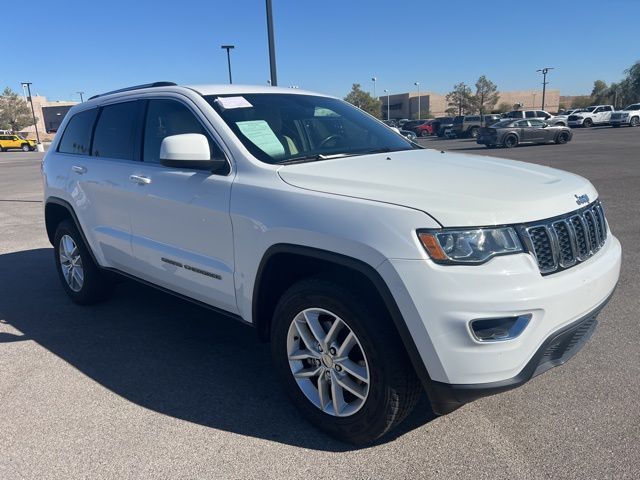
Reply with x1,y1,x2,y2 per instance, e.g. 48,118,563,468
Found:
418,227,523,264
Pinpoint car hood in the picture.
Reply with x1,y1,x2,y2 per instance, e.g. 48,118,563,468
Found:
277,149,597,227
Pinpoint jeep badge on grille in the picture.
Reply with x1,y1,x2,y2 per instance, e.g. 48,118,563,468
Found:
575,194,590,205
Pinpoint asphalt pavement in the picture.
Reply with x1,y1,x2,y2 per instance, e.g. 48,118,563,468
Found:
1,126,638,479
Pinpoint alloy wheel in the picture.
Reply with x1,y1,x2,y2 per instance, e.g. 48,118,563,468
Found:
286,308,370,417
59,235,84,292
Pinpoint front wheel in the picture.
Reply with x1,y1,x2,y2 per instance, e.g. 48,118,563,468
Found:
271,278,421,444
21,144,30,152
630,116,639,127
556,131,570,144
469,126,479,138
583,118,593,128
420,130,430,137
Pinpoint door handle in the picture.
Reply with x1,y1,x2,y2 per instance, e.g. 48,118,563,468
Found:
129,174,151,185
71,165,86,174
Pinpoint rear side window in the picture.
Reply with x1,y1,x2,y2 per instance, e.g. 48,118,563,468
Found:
58,108,98,155
92,101,142,160
525,111,537,118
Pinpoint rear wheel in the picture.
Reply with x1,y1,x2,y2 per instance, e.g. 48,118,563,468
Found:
54,220,115,304
469,126,479,138
271,278,421,444
503,134,518,148
556,131,570,144
630,116,639,127
420,130,430,137
583,118,593,128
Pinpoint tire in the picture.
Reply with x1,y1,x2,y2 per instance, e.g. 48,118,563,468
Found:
420,130,430,137
484,144,495,148
0,147,5,152
271,277,422,444
556,131,570,144
469,126,479,138
583,118,593,128
53,219,115,304
21,144,30,152
503,134,518,148
630,116,640,127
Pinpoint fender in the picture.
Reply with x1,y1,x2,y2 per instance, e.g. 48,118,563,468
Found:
252,244,436,396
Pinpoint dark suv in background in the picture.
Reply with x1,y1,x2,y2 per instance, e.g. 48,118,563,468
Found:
452,114,501,138
431,117,455,137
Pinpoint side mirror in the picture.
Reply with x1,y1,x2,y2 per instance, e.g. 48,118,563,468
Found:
160,133,227,171
542,123,548,128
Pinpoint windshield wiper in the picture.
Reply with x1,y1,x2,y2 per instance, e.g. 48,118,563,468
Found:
277,152,360,165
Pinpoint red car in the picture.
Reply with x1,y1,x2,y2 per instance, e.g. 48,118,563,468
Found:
413,121,434,137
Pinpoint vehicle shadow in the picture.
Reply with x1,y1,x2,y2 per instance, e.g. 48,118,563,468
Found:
0,248,436,451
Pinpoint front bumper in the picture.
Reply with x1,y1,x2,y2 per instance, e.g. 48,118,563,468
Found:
377,232,621,409
426,293,610,413
568,119,585,126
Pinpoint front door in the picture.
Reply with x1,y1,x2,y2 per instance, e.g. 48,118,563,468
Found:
126,98,237,313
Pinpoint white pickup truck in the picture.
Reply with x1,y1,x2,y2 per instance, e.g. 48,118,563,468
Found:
568,105,614,127
610,103,640,127
42,82,621,444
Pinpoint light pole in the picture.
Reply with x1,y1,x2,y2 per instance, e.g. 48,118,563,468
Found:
532,92,536,110
221,45,235,84
21,82,42,150
384,89,390,120
266,0,278,86
536,67,554,110
77,91,84,102
371,77,377,98
414,82,420,120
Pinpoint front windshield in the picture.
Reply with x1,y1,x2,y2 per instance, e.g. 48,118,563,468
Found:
206,93,414,164
624,104,640,110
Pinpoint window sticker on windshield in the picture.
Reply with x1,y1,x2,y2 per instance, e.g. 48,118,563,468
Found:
215,96,253,110
236,120,285,158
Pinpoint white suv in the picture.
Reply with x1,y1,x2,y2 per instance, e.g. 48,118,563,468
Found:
43,82,621,444
610,103,640,127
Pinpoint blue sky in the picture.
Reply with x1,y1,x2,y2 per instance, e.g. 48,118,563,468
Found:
3,0,639,101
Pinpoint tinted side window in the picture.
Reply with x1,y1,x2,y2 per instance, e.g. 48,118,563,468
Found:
525,111,537,118
143,99,225,165
58,108,98,155
92,101,142,160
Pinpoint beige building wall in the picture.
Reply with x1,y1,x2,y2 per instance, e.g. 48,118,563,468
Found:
20,96,78,141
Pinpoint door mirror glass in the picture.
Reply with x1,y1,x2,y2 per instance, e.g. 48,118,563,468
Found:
160,134,225,170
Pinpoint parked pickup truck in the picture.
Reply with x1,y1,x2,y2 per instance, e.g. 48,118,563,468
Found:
610,103,640,127
43,82,621,444
568,105,614,127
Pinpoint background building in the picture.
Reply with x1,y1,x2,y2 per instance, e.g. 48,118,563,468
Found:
381,89,561,119
20,96,78,140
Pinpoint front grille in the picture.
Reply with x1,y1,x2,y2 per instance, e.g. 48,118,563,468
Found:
520,201,608,275
568,115,581,121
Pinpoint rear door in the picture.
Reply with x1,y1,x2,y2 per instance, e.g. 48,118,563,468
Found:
514,120,532,142
126,97,237,313
60,102,141,269
527,119,547,142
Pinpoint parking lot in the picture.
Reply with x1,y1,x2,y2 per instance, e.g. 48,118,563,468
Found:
0,126,638,479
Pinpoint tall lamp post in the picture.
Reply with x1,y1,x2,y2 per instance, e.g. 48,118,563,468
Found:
221,45,235,84
265,0,278,86
383,89,390,120
536,67,554,110
77,91,84,102
532,92,536,110
21,82,42,151
371,77,377,98
414,82,420,120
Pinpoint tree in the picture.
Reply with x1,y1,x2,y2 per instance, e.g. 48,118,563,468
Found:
571,96,593,108
591,80,608,104
472,75,499,115
0,87,36,132
344,83,382,119
446,82,473,115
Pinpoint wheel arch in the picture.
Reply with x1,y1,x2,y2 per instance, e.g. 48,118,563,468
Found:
44,197,99,265
252,244,433,391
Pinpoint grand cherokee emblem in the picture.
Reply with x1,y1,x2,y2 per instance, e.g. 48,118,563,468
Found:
575,194,590,205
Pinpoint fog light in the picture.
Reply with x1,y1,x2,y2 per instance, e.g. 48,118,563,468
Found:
470,314,532,342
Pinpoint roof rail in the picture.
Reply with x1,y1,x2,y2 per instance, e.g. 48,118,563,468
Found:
87,81,177,100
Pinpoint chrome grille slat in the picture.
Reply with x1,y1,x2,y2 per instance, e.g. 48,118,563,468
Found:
523,201,608,276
